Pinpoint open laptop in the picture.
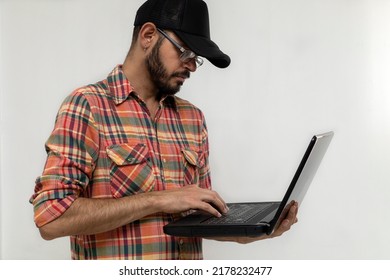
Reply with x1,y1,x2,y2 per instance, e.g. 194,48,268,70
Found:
163,131,334,237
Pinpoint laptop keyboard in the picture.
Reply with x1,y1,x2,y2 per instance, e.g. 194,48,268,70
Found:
202,203,273,224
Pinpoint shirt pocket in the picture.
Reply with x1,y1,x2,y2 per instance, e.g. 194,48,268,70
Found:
106,142,155,198
181,148,205,185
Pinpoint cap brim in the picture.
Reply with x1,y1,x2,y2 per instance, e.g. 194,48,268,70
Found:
174,30,231,68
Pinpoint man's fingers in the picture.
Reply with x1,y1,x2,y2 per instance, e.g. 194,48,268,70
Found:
175,186,228,217
197,189,228,215
198,202,223,217
270,203,299,238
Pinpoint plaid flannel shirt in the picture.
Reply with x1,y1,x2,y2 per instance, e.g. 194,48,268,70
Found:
30,65,211,259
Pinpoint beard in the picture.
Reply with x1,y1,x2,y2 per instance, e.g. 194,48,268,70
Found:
146,41,190,100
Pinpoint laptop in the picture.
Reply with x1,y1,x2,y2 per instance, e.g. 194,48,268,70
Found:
163,131,334,237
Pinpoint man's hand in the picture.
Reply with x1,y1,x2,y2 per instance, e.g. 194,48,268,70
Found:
207,201,299,244
153,184,229,217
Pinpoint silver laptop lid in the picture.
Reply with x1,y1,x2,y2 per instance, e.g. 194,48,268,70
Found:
268,131,334,234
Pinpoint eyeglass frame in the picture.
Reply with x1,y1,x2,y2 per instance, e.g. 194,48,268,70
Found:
157,28,204,68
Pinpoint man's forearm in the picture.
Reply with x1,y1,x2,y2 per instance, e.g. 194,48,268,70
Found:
38,194,159,240
38,185,229,240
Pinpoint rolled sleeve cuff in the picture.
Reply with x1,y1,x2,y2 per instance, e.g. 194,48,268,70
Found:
30,175,83,227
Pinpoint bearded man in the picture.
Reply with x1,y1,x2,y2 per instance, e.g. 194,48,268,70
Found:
30,0,297,260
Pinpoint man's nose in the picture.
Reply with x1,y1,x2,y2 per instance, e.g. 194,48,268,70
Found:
183,59,197,72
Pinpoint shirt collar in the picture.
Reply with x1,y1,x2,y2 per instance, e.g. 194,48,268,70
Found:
160,95,178,111
106,64,178,111
107,65,134,105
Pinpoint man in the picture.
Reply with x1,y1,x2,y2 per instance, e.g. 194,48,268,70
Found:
30,0,298,260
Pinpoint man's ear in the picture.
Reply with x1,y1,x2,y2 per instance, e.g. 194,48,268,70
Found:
139,22,158,51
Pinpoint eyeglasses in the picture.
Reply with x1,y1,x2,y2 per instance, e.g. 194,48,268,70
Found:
157,28,204,68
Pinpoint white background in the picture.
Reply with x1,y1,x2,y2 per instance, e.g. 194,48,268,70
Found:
0,0,389,260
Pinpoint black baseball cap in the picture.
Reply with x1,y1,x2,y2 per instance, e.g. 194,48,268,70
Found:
134,0,231,68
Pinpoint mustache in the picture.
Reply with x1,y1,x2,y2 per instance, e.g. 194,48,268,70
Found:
171,71,190,79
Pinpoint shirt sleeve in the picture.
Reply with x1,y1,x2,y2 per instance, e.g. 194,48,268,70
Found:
30,90,99,227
